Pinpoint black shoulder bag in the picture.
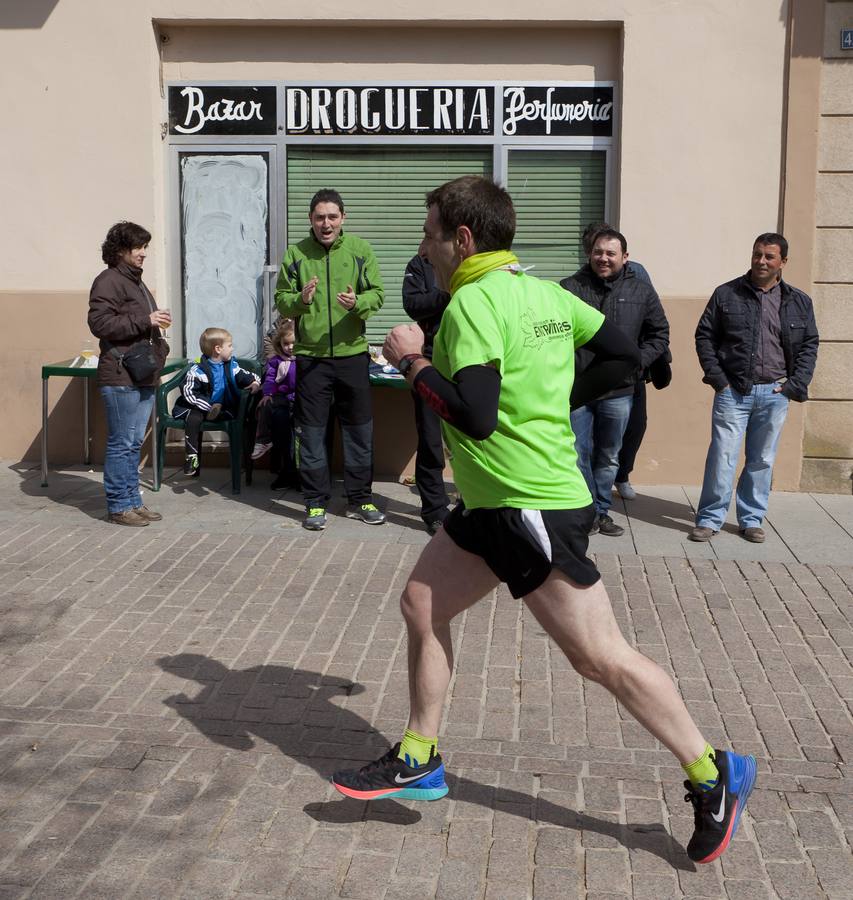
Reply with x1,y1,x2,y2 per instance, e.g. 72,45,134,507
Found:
107,336,160,382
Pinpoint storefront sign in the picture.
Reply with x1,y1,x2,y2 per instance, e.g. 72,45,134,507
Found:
168,83,615,138
284,86,494,136
168,86,277,135
502,86,613,137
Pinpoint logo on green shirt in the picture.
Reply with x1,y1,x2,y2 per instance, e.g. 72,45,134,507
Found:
521,311,574,349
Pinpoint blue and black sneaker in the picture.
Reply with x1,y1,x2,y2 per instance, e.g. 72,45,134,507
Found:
331,743,448,801
684,748,757,863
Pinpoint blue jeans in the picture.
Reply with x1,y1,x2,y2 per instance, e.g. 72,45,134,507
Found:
570,394,633,516
100,386,155,514
696,383,790,530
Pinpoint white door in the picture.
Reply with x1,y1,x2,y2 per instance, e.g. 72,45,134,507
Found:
180,152,272,359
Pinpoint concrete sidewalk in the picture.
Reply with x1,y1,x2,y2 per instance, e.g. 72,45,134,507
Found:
0,461,851,898
9,461,853,564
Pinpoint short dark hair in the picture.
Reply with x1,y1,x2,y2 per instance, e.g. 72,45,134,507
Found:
591,227,627,254
101,221,152,266
309,189,345,215
581,221,612,256
425,176,515,252
754,232,788,259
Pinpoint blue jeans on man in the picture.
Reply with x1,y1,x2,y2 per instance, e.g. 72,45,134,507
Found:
695,382,789,530
570,394,633,516
100,385,155,514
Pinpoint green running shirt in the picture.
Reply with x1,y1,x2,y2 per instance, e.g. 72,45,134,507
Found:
431,268,604,510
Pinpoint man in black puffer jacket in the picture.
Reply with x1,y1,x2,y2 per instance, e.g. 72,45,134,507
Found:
560,228,669,537
690,233,819,544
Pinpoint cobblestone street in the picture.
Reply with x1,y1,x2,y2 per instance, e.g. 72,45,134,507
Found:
0,465,851,898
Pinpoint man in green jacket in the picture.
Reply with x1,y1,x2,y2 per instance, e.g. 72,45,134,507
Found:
275,189,386,530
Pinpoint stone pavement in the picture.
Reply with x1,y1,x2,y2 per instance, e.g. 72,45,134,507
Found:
0,460,851,898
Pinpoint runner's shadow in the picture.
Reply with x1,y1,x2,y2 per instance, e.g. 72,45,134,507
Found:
158,653,693,870
157,652,412,824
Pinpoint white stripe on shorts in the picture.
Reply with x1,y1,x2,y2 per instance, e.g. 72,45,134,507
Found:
521,509,552,562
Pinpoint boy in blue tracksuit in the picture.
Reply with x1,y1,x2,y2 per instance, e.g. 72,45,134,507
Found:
172,327,261,475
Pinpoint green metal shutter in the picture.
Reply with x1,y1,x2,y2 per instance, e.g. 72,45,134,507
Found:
507,150,607,282
286,146,493,341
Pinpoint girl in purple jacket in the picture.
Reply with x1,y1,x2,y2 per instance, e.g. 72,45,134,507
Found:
252,319,299,491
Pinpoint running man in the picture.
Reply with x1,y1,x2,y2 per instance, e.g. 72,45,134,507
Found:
331,176,756,864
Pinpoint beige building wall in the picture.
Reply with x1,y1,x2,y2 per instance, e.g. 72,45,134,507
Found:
1,2,807,488
801,0,853,492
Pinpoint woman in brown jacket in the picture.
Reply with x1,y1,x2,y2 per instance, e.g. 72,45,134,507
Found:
87,222,171,526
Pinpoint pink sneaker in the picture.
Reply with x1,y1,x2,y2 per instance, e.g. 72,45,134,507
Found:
251,441,273,460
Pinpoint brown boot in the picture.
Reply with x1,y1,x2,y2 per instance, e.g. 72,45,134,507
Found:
108,509,149,527
739,527,765,543
133,506,162,522
688,526,717,542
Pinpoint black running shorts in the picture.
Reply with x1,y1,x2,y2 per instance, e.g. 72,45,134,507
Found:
443,502,601,599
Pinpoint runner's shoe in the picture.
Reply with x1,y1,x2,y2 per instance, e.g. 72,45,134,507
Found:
331,743,448,801
684,748,757,863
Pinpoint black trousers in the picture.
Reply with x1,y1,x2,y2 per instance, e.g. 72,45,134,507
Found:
412,391,451,524
295,354,374,506
616,380,647,483
173,405,235,458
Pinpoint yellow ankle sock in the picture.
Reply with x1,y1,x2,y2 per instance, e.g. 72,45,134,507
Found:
397,729,436,769
683,743,719,791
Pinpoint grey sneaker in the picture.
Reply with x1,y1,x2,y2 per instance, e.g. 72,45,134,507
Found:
615,481,637,500
688,526,717,542
346,503,386,525
108,509,149,527
303,506,327,531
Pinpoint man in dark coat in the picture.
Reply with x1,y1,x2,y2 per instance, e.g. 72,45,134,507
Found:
561,228,670,537
402,254,452,534
690,233,819,543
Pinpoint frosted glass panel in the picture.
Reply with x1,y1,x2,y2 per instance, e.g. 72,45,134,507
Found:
180,154,268,359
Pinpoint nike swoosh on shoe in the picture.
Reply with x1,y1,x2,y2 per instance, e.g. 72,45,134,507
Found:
394,772,430,785
711,787,726,823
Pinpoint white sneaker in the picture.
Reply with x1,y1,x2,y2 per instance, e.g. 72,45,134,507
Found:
251,441,273,460
615,481,636,500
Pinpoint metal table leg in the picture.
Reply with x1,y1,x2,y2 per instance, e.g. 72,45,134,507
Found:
83,378,90,465
151,402,160,491
41,378,48,486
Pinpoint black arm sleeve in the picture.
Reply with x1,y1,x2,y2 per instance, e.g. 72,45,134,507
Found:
412,364,501,440
570,320,642,410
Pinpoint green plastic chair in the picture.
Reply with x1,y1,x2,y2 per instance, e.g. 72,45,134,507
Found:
153,357,263,494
